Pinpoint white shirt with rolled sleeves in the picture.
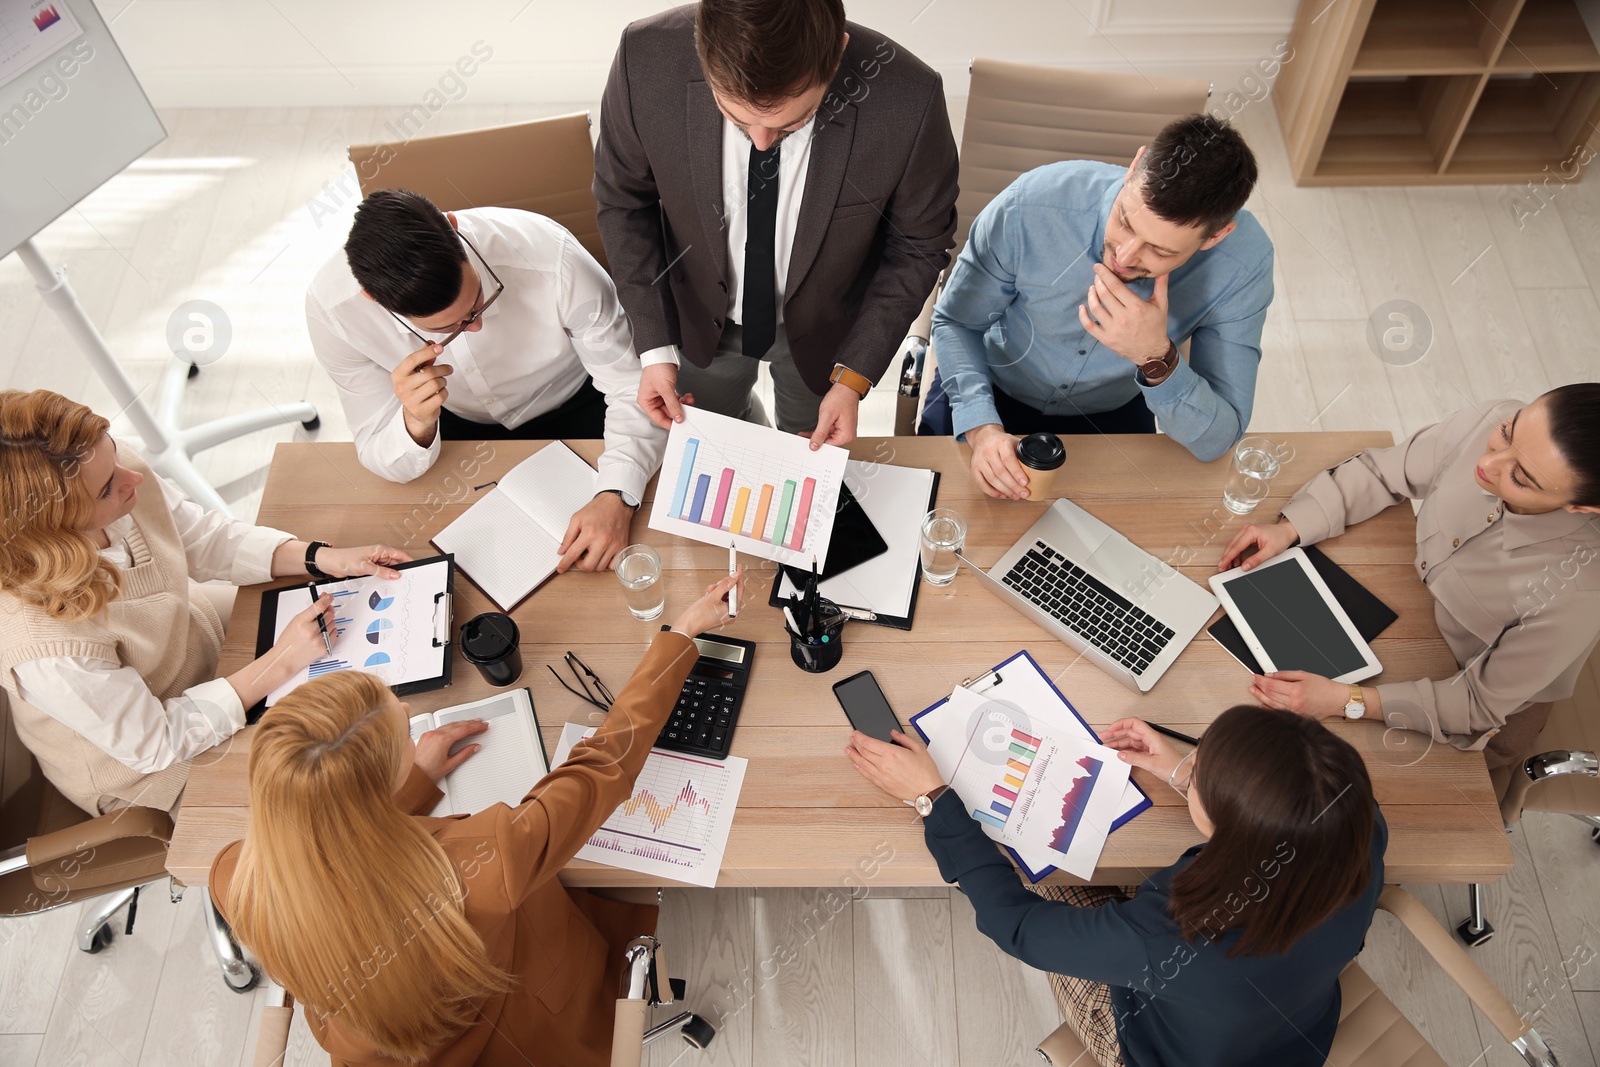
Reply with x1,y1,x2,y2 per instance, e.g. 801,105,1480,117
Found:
13,471,294,776
1278,400,1600,751
306,208,666,501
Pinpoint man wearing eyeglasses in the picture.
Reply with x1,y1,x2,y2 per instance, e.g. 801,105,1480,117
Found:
306,189,666,571
593,0,958,449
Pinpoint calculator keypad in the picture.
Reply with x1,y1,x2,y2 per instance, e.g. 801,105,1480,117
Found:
656,672,744,758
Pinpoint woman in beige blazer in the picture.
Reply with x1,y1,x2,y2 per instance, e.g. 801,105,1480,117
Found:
1220,384,1600,766
211,571,743,1067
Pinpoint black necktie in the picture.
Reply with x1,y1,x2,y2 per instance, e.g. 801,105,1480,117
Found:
741,142,780,358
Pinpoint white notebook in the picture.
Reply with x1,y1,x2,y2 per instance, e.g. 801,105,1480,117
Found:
431,442,598,610
408,689,549,817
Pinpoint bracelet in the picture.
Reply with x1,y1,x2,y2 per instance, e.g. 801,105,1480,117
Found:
305,540,332,580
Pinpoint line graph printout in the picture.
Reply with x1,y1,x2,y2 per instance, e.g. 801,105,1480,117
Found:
553,723,747,888
0,0,83,90
647,406,848,569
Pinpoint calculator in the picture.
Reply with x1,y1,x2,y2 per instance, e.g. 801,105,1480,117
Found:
654,634,756,759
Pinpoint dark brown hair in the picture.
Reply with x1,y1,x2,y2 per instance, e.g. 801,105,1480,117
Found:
1542,382,1600,507
696,0,846,107
1134,114,1259,236
1169,705,1374,957
345,189,467,318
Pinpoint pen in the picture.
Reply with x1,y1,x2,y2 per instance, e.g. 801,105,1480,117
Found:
783,605,802,635
1143,720,1201,747
309,581,333,657
727,542,739,617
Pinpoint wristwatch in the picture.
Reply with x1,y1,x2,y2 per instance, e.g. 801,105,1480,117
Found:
829,363,873,399
907,784,949,817
305,540,332,580
1138,340,1179,384
597,488,639,510
1343,684,1367,720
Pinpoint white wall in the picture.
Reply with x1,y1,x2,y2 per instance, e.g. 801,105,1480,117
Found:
94,0,1299,108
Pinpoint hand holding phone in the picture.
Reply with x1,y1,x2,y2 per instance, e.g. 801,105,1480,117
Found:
832,670,902,743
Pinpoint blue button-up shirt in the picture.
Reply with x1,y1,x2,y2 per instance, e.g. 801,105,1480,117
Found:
931,160,1274,461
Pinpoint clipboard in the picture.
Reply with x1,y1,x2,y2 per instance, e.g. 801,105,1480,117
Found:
909,649,1151,882
251,555,456,720
767,463,940,630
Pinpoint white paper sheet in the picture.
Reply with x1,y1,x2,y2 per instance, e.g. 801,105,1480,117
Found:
266,560,450,706
648,407,848,570
775,458,934,619
552,723,747,888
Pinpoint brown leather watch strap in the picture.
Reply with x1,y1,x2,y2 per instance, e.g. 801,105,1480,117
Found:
829,363,872,398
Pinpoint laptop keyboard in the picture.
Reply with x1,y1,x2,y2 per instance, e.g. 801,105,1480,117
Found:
1002,541,1176,675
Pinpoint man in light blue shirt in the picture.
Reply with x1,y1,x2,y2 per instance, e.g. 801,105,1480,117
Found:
924,115,1273,498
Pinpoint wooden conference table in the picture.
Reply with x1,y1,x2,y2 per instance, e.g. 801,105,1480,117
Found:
167,434,1513,888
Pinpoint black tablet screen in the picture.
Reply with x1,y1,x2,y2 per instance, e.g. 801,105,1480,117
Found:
1224,561,1368,677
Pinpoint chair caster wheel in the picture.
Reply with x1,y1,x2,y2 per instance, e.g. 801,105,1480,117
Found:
83,924,113,954
1591,826,1600,845
1456,917,1495,947
187,363,200,379
300,415,320,432
680,1014,716,1049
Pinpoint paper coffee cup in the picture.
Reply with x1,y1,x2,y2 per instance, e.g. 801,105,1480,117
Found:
1017,433,1066,501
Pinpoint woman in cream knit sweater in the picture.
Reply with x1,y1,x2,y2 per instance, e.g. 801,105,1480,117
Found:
0,389,409,815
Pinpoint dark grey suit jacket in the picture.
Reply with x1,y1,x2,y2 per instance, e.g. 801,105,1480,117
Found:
593,6,959,396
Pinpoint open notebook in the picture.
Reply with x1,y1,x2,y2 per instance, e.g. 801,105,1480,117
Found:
431,442,598,610
408,689,549,817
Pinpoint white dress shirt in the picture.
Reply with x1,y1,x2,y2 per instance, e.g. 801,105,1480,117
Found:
307,208,666,500
13,471,292,776
638,117,815,368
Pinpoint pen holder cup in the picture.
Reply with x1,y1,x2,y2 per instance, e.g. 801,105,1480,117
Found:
789,619,846,674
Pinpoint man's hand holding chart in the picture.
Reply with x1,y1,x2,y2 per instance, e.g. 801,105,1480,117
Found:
648,407,849,569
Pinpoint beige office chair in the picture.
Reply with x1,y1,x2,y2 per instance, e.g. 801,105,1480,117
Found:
0,688,256,990
1456,645,1600,947
249,889,715,1066
1034,888,1557,1067
347,112,608,272
895,60,1212,432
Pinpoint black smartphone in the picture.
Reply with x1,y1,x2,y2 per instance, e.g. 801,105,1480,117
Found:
832,670,903,744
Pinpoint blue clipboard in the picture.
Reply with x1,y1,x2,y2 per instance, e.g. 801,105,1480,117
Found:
909,649,1152,882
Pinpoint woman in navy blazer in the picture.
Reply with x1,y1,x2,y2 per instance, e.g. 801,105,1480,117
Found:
847,705,1384,1067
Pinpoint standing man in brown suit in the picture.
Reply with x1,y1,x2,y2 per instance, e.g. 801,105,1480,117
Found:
594,0,959,448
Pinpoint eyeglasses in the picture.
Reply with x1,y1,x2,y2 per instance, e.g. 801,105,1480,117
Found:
549,651,614,712
1167,751,1196,800
390,232,505,349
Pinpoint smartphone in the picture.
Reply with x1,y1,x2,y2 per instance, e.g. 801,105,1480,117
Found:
832,670,903,744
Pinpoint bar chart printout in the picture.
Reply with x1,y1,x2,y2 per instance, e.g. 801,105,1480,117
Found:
553,724,748,888
648,406,848,569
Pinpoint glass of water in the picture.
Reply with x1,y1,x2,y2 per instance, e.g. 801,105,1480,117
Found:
920,508,967,586
1222,437,1283,515
615,544,664,621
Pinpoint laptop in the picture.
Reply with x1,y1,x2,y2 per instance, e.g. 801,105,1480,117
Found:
958,499,1218,692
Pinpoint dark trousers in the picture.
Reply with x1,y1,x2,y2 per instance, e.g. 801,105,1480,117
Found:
916,367,1155,437
438,378,607,441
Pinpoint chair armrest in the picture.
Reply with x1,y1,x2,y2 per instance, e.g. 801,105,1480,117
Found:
609,998,648,1067
1525,748,1598,783
251,989,295,1067
26,805,172,867
1376,886,1529,1042
1035,1020,1088,1064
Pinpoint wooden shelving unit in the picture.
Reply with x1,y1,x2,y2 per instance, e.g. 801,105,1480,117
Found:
1274,0,1600,184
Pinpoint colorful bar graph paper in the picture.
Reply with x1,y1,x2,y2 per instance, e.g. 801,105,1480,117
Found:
993,784,1019,803
688,474,711,524
786,476,817,550
771,480,797,547
730,487,751,537
752,485,775,539
973,808,1006,830
709,468,734,528
671,438,700,516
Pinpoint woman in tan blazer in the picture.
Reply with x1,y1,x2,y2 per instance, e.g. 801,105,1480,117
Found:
1219,385,1600,765
211,571,744,1067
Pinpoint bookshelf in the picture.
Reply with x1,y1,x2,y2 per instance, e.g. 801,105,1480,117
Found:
1274,0,1600,184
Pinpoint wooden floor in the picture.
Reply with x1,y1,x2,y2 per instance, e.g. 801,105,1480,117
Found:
1,100,1599,1065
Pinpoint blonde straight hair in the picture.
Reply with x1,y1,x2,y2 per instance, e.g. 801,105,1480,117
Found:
226,672,511,1062
0,389,118,619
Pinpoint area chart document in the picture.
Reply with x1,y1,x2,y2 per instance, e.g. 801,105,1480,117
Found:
647,406,848,570
552,723,747,888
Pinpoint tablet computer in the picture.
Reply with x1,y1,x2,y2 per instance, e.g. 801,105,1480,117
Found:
1207,547,1381,683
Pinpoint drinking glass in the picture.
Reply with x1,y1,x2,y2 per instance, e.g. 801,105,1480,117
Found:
1222,437,1283,515
920,508,967,586
616,544,664,620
